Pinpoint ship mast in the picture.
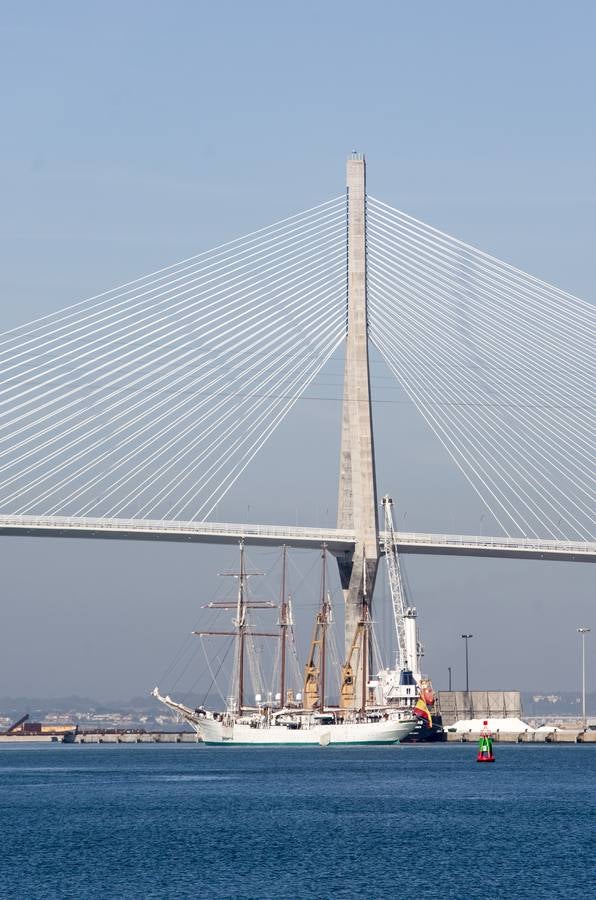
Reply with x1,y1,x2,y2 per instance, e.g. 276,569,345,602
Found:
361,555,369,717
279,545,291,708
320,546,327,710
194,541,277,714
303,544,331,710
339,549,371,716
235,540,248,713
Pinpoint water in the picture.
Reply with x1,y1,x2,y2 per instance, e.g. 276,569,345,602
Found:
0,743,594,899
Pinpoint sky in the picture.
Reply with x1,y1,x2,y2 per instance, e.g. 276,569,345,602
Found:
0,1,594,702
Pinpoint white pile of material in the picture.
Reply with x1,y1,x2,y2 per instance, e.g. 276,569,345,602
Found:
448,717,534,734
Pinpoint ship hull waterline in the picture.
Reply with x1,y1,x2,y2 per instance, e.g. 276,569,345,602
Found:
191,716,415,746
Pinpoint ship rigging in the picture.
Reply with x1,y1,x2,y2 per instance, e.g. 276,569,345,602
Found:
153,538,418,745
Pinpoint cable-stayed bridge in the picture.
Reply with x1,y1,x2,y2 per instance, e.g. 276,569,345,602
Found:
0,154,594,677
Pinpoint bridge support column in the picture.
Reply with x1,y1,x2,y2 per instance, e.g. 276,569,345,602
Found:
337,153,379,706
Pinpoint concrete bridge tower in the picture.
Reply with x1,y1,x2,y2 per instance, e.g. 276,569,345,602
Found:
337,153,379,706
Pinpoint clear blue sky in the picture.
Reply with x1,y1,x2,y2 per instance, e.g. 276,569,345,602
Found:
0,1,593,701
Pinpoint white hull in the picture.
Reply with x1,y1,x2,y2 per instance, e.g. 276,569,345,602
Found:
192,716,414,746
152,688,417,746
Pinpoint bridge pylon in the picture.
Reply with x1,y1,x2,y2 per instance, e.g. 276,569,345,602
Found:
336,153,379,708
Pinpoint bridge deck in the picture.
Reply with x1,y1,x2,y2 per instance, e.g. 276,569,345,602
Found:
0,515,593,562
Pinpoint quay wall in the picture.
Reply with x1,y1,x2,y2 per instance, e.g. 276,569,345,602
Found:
74,730,595,745
446,730,594,743
2,729,593,745
75,731,199,744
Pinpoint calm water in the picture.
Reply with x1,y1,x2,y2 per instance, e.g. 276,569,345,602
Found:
0,743,594,899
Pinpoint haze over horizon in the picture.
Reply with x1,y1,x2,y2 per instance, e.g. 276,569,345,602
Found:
0,1,593,701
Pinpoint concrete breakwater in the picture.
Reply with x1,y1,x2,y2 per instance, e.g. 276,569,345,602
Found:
446,729,596,744
56,728,596,745
1,730,595,744
75,731,199,743
0,730,200,743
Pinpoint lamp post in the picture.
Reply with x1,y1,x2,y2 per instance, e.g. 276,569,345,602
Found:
461,634,473,693
578,627,590,728
448,666,452,691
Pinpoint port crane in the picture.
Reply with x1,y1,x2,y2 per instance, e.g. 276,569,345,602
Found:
377,496,425,706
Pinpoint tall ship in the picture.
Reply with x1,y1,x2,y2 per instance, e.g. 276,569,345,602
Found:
154,497,442,745
153,537,419,746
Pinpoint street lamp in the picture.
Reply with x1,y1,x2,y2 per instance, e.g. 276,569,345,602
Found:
578,627,591,728
461,634,473,693
448,666,452,692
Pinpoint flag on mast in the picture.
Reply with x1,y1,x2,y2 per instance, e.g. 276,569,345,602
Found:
413,696,432,728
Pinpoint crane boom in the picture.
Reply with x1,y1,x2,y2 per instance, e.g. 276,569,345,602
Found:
382,496,408,670
378,497,438,723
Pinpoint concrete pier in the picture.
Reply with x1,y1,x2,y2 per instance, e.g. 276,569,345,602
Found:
5,729,593,745
445,729,591,743
74,731,199,744
546,730,582,743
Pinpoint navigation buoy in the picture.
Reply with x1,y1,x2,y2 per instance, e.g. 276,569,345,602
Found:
477,721,495,763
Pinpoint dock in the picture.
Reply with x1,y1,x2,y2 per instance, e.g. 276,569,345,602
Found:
73,730,199,743
445,730,596,744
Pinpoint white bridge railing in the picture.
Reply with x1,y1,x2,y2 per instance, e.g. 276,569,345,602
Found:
0,514,355,549
0,514,594,561
391,531,596,558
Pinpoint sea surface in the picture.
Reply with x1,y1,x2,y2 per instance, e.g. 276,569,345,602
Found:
0,743,594,899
